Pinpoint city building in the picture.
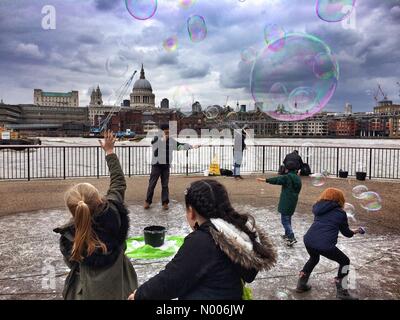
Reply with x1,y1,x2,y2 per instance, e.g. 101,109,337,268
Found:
161,98,169,109
374,100,400,114
0,104,88,136
279,114,330,137
89,86,103,107
328,116,359,136
130,64,155,109
104,108,178,134
192,101,202,113
389,114,400,137
345,103,353,115
34,89,79,107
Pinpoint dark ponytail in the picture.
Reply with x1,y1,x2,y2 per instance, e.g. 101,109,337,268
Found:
185,179,271,259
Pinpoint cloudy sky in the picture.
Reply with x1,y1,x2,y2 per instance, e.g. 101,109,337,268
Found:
0,0,399,113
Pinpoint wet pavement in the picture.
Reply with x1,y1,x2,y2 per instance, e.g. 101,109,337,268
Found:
0,201,399,300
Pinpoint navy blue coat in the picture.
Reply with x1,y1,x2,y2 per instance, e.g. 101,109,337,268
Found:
304,200,354,251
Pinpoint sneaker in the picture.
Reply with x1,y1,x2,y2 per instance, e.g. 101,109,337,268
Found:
144,202,151,210
286,238,297,247
162,203,169,211
281,234,289,240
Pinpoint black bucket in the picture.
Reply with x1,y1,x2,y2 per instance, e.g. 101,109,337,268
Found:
356,172,367,181
144,226,166,248
339,170,348,178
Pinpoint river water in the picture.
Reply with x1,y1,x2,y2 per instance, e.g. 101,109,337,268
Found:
0,137,399,180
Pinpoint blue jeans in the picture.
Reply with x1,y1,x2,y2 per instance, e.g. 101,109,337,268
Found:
233,163,241,176
280,214,295,240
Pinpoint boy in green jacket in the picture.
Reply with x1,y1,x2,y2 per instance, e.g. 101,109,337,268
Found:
257,161,302,247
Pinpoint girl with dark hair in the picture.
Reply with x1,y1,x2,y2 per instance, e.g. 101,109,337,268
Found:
129,179,277,300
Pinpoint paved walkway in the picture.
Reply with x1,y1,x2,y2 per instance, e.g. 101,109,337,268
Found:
1,201,399,300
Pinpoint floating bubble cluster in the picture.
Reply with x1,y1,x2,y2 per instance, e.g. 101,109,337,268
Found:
316,0,356,22
264,24,286,52
310,173,327,187
204,105,221,120
344,203,356,222
125,0,158,21
275,291,289,300
313,52,338,80
179,0,196,9
269,82,288,107
359,191,382,212
241,47,258,64
187,15,207,43
105,55,129,78
352,185,368,199
322,169,331,177
301,142,315,159
251,33,339,121
172,86,194,111
163,35,178,52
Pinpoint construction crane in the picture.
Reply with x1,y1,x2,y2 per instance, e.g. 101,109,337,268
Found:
378,84,388,100
224,95,229,108
91,70,137,134
373,84,388,103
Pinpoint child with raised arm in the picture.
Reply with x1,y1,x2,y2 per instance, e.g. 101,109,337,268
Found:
54,131,138,300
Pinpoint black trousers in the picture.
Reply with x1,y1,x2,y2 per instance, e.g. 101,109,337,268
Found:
302,246,350,279
146,164,170,205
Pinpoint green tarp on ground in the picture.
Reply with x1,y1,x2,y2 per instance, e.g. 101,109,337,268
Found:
125,236,185,260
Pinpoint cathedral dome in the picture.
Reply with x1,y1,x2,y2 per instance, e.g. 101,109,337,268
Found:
133,64,153,91
133,78,152,91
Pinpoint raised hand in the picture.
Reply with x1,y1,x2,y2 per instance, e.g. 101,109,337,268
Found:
99,130,116,155
128,290,136,300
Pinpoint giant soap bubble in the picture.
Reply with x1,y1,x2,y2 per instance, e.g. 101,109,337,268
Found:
251,33,339,121
352,185,368,199
317,0,356,23
125,0,157,20
359,191,382,212
187,15,207,43
172,86,194,111
310,173,327,187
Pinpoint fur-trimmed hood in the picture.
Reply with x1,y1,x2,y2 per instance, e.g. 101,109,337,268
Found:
209,218,277,272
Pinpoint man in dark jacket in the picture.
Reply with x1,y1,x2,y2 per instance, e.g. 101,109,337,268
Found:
297,188,362,300
283,150,304,171
144,123,199,210
233,128,247,180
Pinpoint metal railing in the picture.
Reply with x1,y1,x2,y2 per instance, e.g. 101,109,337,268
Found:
0,144,399,181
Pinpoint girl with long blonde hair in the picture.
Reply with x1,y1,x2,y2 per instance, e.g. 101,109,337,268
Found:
54,131,137,300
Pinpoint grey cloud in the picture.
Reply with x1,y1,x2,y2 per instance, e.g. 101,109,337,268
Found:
94,0,120,11
179,63,211,79
157,53,179,66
